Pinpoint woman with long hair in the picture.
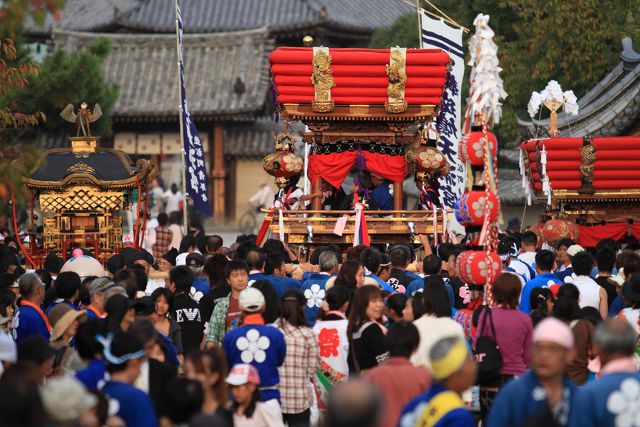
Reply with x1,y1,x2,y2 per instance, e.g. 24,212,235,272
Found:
251,280,279,324
334,260,365,290
553,283,594,385
150,288,183,359
185,348,232,424
227,364,285,427
200,254,231,324
275,289,318,427
347,285,388,375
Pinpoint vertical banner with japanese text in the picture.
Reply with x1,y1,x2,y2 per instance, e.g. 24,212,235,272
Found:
419,11,465,211
176,0,212,216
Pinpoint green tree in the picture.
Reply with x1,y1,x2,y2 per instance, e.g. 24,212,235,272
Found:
499,0,640,143
369,13,421,49
369,1,640,145
10,38,118,136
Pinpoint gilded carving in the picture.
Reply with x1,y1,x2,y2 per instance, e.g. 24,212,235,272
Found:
66,162,96,175
311,48,335,112
578,137,596,195
385,48,408,113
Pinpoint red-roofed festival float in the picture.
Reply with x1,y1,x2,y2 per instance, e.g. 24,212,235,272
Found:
521,135,640,247
261,43,454,245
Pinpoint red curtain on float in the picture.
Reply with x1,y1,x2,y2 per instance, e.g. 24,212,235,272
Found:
308,152,407,189
576,223,629,247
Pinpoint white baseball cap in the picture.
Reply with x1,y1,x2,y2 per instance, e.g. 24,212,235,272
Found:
239,287,265,313
567,244,585,257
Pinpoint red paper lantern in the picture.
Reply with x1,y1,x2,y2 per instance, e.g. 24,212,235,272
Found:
455,191,499,226
459,130,497,166
542,219,579,246
456,251,501,286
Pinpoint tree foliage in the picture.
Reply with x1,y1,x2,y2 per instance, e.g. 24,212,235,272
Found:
0,0,65,39
10,38,119,136
0,0,64,209
369,0,640,145
0,39,45,130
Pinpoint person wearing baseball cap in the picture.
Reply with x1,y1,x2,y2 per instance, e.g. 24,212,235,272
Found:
226,363,285,427
487,317,578,427
222,288,286,415
84,277,113,319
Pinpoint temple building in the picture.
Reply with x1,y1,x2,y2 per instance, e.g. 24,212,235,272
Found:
23,0,412,221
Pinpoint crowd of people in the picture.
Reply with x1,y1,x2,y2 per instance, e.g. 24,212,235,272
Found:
2,219,640,427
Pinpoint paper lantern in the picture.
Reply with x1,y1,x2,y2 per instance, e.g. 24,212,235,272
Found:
455,191,499,226
456,251,501,286
406,143,450,187
542,219,579,246
263,131,303,189
459,129,497,166
262,151,303,178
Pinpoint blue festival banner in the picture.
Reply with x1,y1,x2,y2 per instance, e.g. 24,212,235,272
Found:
176,0,212,216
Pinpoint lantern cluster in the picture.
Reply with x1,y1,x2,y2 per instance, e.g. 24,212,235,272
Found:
262,130,304,189
454,125,501,286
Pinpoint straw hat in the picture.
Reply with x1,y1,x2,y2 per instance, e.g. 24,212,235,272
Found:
48,304,86,342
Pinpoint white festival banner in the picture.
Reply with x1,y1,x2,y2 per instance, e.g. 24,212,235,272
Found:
419,11,466,218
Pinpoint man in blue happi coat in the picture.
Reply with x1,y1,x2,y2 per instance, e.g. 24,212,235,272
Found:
569,318,640,427
487,317,578,427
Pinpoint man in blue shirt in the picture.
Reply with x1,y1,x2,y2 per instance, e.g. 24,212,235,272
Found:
405,255,455,308
101,331,158,427
301,250,338,325
246,248,273,285
223,287,286,404
370,173,394,210
265,254,302,299
570,319,640,427
487,317,578,427
13,272,50,343
520,250,563,313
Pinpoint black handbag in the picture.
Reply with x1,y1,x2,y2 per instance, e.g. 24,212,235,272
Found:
473,306,503,386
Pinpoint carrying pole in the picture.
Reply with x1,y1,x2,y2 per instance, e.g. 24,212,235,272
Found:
174,0,189,233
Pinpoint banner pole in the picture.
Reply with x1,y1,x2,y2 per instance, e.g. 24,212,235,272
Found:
174,0,189,233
